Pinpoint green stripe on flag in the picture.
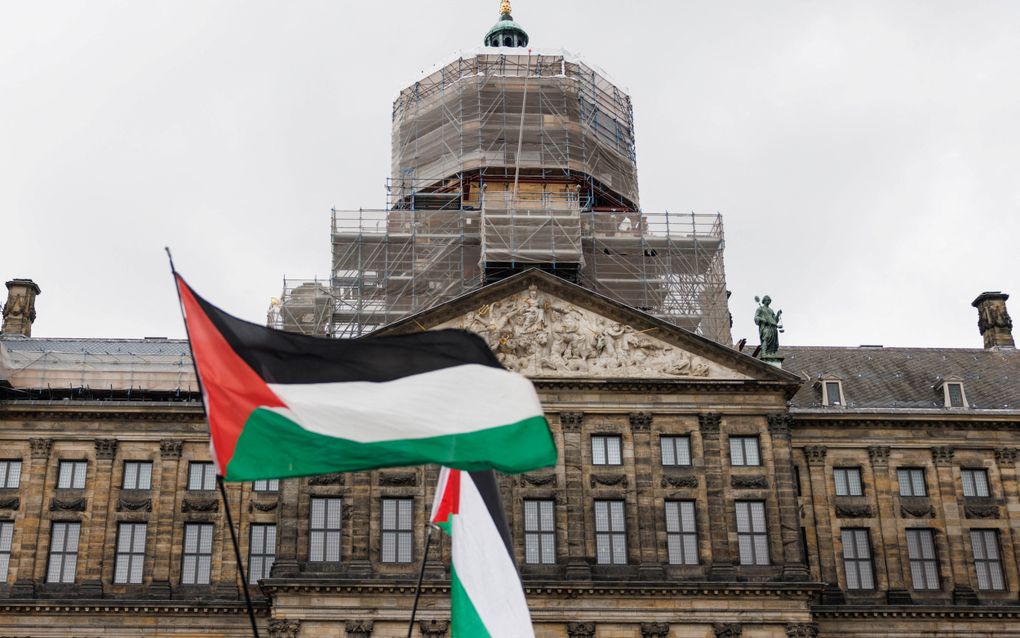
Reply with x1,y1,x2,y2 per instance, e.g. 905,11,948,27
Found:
450,564,492,638
224,407,556,480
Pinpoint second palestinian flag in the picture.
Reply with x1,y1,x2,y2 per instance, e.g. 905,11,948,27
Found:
174,273,557,480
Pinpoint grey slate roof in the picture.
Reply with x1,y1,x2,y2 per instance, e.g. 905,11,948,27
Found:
0,336,191,356
779,346,1020,411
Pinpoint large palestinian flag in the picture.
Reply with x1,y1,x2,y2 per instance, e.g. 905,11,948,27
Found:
431,468,534,638
174,273,557,480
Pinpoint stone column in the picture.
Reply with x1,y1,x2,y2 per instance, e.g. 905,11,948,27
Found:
560,412,590,579
768,415,809,580
150,439,182,597
803,445,837,589
270,475,301,578
995,448,1020,585
347,471,373,576
215,481,241,599
630,412,662,579
931,446,968,600
869,445,908,603
12,437,52,597
81,439,117,597
699,413,734,579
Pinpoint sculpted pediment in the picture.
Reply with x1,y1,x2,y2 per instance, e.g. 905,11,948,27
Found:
434,284,751,380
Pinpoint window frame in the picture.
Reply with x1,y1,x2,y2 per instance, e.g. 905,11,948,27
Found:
114,522,147,584
943,381,968,408
735,500,770,566
905,528,941,591
0,460,22,489
664,500,699,565
248,523,277,584
593,500,627,565
660,435,692,467
822,380,845,406
308,497,343,563
0,520,13,582
46,521,81,584
833,467,864,497
56,460,87,489
252,479,279,493
121,461,153,491
961,469,990,498
187,462,217,491
729,436,761,467
181,523,214,585
971,529,1005,591
840,528,876,590
897,468,928,497
591,435,623,466
380,498,414,564
523,499,556,565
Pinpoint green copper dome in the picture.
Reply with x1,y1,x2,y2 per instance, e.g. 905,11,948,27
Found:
484,1,528,48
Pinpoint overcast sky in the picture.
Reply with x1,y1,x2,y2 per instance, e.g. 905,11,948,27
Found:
3,1,1019,348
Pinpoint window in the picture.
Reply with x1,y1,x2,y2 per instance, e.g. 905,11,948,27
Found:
594,500,626,565
524,500,556,565
665,501,698,565
840,528,875,589
729,436,761,466
181,523,214,584
122,461,152,490
660,436,692,466
971,530,1005,590
0,521,12,581
834,468,864,496
906,529,940,590
253,479,279,493
961,469,990,498
187,462,216,491
248,524,276,583
0,460,21,489
309,497,342,562
114,523,147,584
57,461,87,489
591,435,622,466
823,380,844,406
381,498,413,563
735,501,769,565
944,382,967,408
897,468,927,497
46,522,81,583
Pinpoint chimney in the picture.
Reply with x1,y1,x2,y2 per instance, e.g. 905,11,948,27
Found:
971,291,1014,349
2,279,41,337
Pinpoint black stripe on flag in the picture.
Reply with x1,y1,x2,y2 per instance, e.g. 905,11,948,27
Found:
468,470,516,564
185,281,503,384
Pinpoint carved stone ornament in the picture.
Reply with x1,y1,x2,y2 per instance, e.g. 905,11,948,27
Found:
159,439,183,459
518,473,557,487
418,619,450,637
0,497,20,510
29,437,53,459
94,439,118,460
50,497,87,512
181,497,219,513
379,471,417,487
116,497,152,512
438,287,731,379
249,500,279,513
931,446,955,466
698,413,722,435
567,622,596,638
267,619,300,638
730,475,768,489
767,414,792,435
867,446,890,467
560,412,584,431
900,499,934,518
345,619,374,638
661,474,698,489
964,502,1000,519
629,412,653,431
640,622,670,638
835,502,873,518
786,623,819,638
804,446,827,466
308,473,345,486
714,623,743,638
590,474,628,488
995,448,1018,466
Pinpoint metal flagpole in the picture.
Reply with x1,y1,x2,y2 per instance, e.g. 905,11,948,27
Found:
165,248,261,638
406,524,435,638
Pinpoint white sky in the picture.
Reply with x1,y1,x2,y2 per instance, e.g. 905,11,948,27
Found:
2,1,1019,348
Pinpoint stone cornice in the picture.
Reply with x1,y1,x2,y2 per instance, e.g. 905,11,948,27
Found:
791,416,1020,430
0,601,269,615
0,402,205,422
534,379,799,396
812,605,1020,619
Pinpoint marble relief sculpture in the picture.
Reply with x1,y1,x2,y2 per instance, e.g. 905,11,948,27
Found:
443,285,713,378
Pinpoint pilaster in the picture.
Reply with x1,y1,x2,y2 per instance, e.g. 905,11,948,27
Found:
868,445,907,600
560,412,590,579
699,413,733,579
11,438,52,597
151,439,182,596
995,447,1020,583
630,412,662,578
931,446,965,597
803,445,837,587
768,415,809,580
82,438,118,596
